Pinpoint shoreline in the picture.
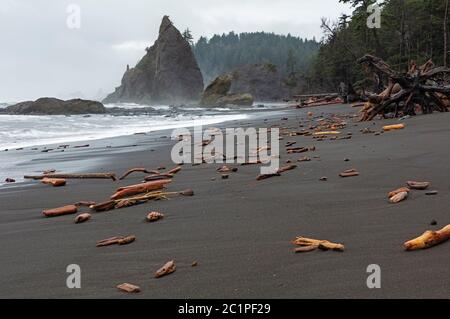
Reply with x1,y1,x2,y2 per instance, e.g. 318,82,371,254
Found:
1,103,450,298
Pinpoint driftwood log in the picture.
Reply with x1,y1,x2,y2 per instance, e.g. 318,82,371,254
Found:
358,54,450,121
404,225,450,251
25,173,117,181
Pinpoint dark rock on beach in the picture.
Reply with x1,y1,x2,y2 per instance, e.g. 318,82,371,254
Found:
103,16,204,105
200,74,254,107
4,98,106,115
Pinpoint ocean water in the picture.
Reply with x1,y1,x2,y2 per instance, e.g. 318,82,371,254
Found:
0,102,289,185
0,102,289,150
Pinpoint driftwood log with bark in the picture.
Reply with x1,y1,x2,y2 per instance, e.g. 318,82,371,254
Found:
25,173,117,181
358,54,450,121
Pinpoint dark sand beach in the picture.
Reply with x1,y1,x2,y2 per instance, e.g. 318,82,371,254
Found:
1,103,449,298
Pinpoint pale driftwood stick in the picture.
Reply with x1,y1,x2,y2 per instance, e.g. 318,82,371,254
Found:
25,173,117,181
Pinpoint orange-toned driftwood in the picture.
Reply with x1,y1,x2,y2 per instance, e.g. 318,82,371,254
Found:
404,225,450,251
166,166,182,175
277,164,297,174
155,260,176,278
389,191,409,203
144,174,174,182
146,211,164,222
42,205,78,218
339,169,359,177
388,187,410,199
41,178,66,187
25,173,116,181
96,235,136,247
111,179,172,200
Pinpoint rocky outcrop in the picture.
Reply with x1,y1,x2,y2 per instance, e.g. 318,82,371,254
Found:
200,63,308,105
200,74,254,106
104,16,204,105
5,98,106,115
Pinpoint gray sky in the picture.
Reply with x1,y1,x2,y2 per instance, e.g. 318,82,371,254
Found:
0,0,352,102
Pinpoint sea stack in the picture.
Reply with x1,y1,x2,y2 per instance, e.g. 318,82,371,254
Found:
103,16,204,105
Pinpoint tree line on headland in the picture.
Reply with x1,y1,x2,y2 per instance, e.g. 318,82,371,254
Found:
189,0,449,94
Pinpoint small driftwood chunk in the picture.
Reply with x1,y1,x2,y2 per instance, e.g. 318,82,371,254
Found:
96,235,135,247
42,205,78,218
147,211,164,222
404,225,450,251
389,191,409,203
74,213,91,224
406,181,430,190
41,178,66,187
117,283,141,293
155,260,176,278
339,169,359,178
277,164,297,174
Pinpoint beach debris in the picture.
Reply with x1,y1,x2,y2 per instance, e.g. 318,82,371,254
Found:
430,220,438,226
221,174,229,180
285,141,296,147
320,176,328,181
426,190,439,196
217,165,238,173
404,225,450,251
256,173,281,181
96,235,136,247
293,236,345,252
406,181,430,190
91,189,194,212
388,187,410,199
383,124,405,131
286,147,309,154
241,160,262,166
41,178,66,187
75,201,96,207
42,205,78,218
155,260,176,278
146,211,164,222
166,166,182,175
358,55,450,121
389,191,409,203
73,144,90,148
43,169,56,174
298,157,311,162
119,168,160,180
74,213,91,224
191,261,198,267
5,178,15,183
117,283,141,293
277,164,297,174
110,179,172,200
339,169,359,178
144,174,174,182
313,131,341,136
25,173,117,181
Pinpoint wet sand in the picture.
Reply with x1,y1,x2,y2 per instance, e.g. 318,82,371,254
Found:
1,104,449,298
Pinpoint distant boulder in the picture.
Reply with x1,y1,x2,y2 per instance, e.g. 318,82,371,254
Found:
200,74,254,107
5,98,106,115
103,16,204,105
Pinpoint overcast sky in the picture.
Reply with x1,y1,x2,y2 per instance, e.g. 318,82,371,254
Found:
0,0,352,102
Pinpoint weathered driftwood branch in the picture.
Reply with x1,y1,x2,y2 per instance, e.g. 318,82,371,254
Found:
293,236,345,252
358,54,450,121
25,173,117,181
119,168,160,180
404,225,450,251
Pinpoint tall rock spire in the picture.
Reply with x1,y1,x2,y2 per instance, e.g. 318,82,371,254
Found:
104,16,204,105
